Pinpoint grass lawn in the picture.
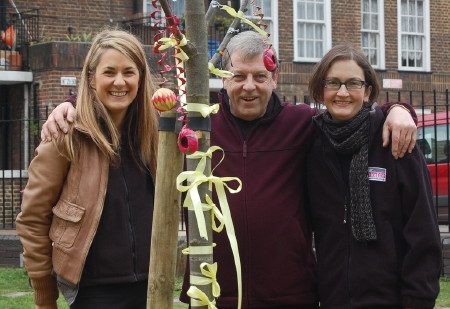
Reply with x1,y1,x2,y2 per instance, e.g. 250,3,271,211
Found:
0,267,187,309
438,276,450,308
1,267,448,308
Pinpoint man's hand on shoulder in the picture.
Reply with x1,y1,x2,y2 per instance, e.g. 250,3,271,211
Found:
41,102,76,142
382,104,417,159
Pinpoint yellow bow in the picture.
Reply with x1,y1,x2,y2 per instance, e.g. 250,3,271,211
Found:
190,262,221,298
187,286,218,309
155,34,189,61
183,194,225,233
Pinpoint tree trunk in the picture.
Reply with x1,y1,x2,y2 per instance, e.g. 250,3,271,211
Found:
185,0,213,308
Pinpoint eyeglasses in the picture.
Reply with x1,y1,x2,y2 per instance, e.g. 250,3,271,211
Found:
322,79,367,90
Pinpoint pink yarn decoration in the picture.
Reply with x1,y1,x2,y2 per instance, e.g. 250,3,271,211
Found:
151,88,177,111
178,127,199,154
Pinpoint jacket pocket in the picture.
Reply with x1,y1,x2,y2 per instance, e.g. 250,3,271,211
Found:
49,200,85,248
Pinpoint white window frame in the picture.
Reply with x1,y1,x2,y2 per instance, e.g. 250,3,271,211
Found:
361,0,385,69
293,0,331,62
397,0,430,71
240,0,279,53
143,0,185,26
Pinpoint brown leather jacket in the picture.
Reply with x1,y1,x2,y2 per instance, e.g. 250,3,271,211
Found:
16,127,109,305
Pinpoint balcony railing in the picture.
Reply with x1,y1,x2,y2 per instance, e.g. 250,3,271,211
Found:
0,8,39,71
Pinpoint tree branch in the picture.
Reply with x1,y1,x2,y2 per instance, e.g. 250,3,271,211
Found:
205,1,220,26
209,0,251,67
158,0,197,58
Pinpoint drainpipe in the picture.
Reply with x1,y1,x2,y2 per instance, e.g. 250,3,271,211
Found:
0,0,7,30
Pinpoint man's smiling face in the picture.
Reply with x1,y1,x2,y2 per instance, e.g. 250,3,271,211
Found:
223,51,278,121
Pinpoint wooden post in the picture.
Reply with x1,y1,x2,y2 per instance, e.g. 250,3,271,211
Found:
147,111,184,309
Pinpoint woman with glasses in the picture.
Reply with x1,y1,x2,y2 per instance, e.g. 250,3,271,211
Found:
306,45,441,309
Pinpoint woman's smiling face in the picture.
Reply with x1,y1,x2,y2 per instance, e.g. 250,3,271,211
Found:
323,59,371,121
91,48,140,127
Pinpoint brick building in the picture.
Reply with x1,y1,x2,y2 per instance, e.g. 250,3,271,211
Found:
1,0,450,229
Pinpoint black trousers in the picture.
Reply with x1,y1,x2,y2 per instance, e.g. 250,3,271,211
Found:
70,280,147,309
189,304,319,309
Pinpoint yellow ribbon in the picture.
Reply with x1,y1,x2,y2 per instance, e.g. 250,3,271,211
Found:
185,102,220,118
190,262,221,298
184,195,225,233
220,6,269,37
155,34,189,61
182,244,215,256
187,286,217,309
208,62,234,78
178,146,243,309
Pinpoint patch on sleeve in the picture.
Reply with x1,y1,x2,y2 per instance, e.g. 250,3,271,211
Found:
368,167,386,182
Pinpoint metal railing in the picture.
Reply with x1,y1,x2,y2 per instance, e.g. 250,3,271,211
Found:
0,8,39,71
2,91,450,231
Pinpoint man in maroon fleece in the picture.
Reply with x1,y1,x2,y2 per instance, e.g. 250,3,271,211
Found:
41,31,416,309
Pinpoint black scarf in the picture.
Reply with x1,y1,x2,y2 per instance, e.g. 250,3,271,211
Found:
320,105,377,242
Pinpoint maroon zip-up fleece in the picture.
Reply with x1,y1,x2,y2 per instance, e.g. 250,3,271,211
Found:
180,90,319,308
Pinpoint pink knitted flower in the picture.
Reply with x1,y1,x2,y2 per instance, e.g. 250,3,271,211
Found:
178,127,199,154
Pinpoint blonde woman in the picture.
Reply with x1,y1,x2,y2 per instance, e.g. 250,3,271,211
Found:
16,29,158,309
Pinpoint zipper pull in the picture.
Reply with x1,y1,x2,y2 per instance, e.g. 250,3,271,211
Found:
243,142,247,158
343,197,348,224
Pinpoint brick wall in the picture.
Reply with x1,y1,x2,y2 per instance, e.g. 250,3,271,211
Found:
7,0,134,42
275,0,450,104
0,178,24,229
0,235,22,267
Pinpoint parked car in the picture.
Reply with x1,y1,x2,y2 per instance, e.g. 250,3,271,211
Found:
417,111,450,224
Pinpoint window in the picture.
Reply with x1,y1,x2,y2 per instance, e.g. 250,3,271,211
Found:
241,0,278,51
361,0,385,69
144,0,185,25
294,0,331,62
397,0,430,71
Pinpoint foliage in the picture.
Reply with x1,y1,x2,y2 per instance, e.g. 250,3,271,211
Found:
64,32,93,42
64,34,80,42
80,32,93,42
212,15,234,31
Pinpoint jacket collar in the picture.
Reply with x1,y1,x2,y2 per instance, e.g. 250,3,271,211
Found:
218,88,284,122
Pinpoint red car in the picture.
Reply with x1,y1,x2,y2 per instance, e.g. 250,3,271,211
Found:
417,111,450,224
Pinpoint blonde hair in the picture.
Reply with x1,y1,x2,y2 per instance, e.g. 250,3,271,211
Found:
65,29,158,177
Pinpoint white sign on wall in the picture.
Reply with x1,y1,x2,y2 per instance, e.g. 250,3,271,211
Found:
61,77,77,86
382,79,403,89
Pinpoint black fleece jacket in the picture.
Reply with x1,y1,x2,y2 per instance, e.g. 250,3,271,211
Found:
306,105,441,309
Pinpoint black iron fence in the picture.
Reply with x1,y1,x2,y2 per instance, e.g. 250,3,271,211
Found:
0,8,39,71
1,91,450,230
